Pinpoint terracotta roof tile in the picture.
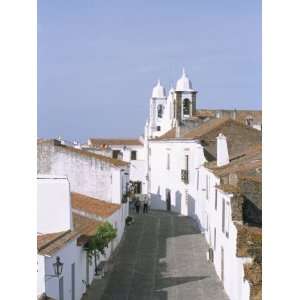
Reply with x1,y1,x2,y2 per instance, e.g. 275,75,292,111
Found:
71,192,121,218
195,109,262,124
207,144,262,177
38,139,128,168
37,230,78,256
72,213,103,246
89,138,143,147
37,213,103,255
216,184,240,194
153,128,176,140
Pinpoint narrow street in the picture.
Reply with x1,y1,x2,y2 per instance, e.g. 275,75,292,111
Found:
84,210,229,300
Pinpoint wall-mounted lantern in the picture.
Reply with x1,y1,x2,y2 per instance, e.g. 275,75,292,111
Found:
52,256,63,277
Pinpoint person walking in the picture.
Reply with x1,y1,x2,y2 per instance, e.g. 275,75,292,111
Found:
135,197,141,214
143,195,149,214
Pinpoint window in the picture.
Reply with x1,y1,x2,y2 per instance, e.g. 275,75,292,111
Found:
157,105,163,118
130,150,137,160
183,98,190,116
167,153,170,170
156,126,161,131
215,189,218,210
112,150,120,159
222,198,225,233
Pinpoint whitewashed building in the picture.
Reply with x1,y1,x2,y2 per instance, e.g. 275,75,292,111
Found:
200,140,262,300
37,139,130,206
37,140,130,299
37,175,127,300
37,175,99,300
83,138,146,194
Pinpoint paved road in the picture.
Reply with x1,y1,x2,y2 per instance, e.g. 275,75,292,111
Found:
85,210,229,300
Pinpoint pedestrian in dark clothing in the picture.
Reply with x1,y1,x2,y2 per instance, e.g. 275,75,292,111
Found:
135,198,141,214
143,195,149,214
143,202,148,214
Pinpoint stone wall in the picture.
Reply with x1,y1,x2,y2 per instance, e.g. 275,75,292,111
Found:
240,179,262,226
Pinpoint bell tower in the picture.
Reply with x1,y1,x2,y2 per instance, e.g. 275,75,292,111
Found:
148,80,167,138
174,69,197,123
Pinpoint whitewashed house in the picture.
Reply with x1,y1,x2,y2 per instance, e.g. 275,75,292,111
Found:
83,138,146,194
37,175,100,300
71,192,126,254
199,138,262,300
37,139,130,207
37,140,131,299
37,175,127,300
147,117,261,219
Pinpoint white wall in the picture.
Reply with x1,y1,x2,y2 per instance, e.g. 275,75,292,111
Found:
148,139,206,217
37,255,46,296
37,175,72,234
44,240,89,300
38,142,128,205
84,144,147,195
199,167,251,300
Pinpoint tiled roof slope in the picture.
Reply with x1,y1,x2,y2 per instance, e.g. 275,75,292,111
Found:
37,230,78,256
211,144,262,226
155,128,176,140
89,138,143,147
72,213,102,246
196,109,262,124
208,144,262,177
153,118,261,156
37,139,128,167
181,118,261,161
71,192,121,218
37,213,102,255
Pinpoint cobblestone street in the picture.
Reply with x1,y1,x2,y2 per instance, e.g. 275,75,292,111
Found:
83,210,229,300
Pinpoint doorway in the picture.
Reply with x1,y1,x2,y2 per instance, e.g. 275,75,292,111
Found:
166,190,171,211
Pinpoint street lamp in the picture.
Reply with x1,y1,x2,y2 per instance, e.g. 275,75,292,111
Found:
52,256,63,277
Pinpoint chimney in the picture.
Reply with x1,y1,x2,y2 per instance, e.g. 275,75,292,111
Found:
217,133,229,167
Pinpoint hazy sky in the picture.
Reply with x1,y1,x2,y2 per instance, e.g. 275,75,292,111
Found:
38,0,261,142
